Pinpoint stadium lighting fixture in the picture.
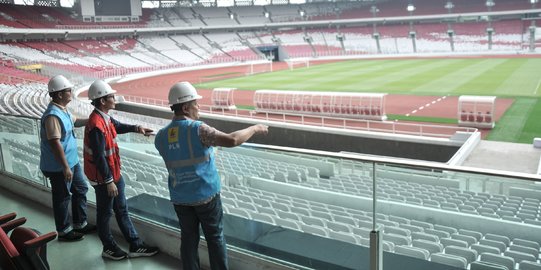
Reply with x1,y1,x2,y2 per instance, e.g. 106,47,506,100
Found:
445,1,454,11
264,11,270,18
531,0,538,3
485,0,495,7
299,10,305,17
229,13,235,20
370,5,379,16
407,4,416,12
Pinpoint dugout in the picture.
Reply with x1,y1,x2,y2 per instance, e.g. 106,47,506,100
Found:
458,95,496,129
253,90,387,121
211,87,236,110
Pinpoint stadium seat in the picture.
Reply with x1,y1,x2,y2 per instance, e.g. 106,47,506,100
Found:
504,250,537,263
10,227,57,270
480,253,515,270
470,261,510,270
394,245,430,260
520,261,541,270
412,239,443,254
431,253,468,269
441,238,470,249
471,244,502,256
444,246,478,265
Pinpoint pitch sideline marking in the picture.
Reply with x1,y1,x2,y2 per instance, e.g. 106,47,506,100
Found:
534,77,541,95
408,95,447,116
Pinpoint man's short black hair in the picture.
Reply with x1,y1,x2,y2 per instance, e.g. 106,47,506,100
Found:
91,98,104,107
170,100,193,114
170,103,182,113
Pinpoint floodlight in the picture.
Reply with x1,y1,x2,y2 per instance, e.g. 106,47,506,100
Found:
370,5,380,15
263,11,270,18
445,1,454,10
407,4,416,12
229,13,235,20
486,0,495,7
299,10,305,17
531,0,538,3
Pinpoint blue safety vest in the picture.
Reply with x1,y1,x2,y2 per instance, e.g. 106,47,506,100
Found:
40,103,79,172
155,119,220,204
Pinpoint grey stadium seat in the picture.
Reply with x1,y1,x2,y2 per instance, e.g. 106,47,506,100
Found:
440,238,469,248
470,261,509,270
512,238,540,250
411,232,439,242
471,244,502,255
479,239,507,253
431,253,468,269
382,233,411,246
424,228,450,239
520,261,541,270
480,253,515,270
509,244,539,258
444,246,478,264
504,250,537,263
485,234,511,247
451,233,477,246
412,239,443,255
434,224,458,234
458,229,483,242
394,245,430,260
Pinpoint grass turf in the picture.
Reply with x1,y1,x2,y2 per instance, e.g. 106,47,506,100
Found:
195,58,541,143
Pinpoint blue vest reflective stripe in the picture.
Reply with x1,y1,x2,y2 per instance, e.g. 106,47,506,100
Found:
155,119,220,204
40,104,79,172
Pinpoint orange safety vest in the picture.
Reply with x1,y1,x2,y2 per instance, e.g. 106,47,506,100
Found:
83,111,121,184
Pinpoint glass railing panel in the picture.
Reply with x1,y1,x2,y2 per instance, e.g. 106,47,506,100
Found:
4,114,541,270
0,114,46,186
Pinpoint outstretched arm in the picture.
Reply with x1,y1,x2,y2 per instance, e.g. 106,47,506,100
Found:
214,124,268,148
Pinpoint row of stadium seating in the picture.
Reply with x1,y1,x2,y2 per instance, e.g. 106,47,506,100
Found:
219,184,541,270
2,0,531,29
6,134,541,230
0,18,529,81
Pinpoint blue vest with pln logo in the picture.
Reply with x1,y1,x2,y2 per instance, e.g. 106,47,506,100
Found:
40,103,79,172
155,119,220,204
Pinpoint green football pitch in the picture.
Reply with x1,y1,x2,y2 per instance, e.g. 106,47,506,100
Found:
196,58,541,144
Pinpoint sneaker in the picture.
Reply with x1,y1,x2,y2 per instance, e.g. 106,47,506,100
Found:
102,246,128,261
58,231,84,242
129,243,159,258
73,224,97,234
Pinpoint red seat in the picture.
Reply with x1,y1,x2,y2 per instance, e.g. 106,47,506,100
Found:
0,213,56,270
11,228,56,270
476,112,483,122
467,112,475,122
484,111,492,122
460,110,467,121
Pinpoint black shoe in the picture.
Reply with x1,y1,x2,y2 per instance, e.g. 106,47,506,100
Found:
102,245,128,261
129,242,159,258
74,224,97,234
58,231,84,242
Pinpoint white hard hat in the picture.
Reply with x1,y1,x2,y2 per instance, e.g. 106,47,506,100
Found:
88,80,117,100
168,82,202,105
48,75,74,93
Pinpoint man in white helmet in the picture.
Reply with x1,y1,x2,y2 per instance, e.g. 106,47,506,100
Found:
154,81,268,270
40,75,96,242
83,80,159,260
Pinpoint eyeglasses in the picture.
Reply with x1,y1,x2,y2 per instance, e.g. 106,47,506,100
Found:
104,95,115,100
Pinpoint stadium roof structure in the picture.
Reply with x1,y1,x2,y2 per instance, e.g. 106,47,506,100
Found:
1,7,539,41
139,0,383,8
